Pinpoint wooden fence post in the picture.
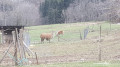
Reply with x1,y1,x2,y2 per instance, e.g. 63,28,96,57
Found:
110,23,111,31
98,44,102,61
35,52,39,65
98,25,102,61
79,30,82,40
100,25,101,40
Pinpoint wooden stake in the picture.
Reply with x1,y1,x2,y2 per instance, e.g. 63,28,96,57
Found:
35,52,39,65
14,43,18,66
1,29,4,44
98,25,102,61
14,28,20,65
19,29,24,61
100,25,101,40
79,30,82,40
98,44,102,61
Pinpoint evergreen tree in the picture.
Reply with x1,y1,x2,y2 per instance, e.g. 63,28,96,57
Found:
40,0,74,24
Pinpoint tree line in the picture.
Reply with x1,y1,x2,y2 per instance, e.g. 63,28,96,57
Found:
0,0,120,26
40,0,120,24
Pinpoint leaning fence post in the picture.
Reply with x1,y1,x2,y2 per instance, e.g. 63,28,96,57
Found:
84,27,89,39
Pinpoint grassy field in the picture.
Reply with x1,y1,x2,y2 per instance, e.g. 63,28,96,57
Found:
1,21,120,67
23,21,120,67
28,21,120,43
27,21,120,57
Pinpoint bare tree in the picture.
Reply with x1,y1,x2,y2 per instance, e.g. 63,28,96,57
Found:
0,0,42,26
63,0,120,23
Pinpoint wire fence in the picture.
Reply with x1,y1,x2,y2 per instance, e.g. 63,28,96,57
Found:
27,23,120,65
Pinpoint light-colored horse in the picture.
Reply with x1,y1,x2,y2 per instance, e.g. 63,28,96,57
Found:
56,30,63,36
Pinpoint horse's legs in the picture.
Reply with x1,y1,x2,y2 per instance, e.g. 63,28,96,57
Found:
41,38,44,44
46,38,50,43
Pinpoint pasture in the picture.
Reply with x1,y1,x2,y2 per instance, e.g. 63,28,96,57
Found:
0,21,120,67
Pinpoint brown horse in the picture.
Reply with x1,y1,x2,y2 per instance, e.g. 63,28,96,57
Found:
40,33,54,43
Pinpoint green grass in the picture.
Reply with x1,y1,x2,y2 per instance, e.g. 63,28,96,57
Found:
3,62,119,67
33,63,120,67
27,21,120,43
